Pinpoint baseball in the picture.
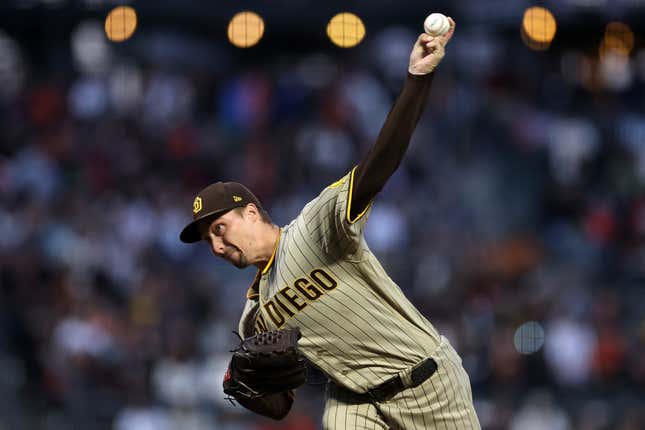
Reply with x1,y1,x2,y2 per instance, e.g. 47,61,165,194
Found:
423,13,450,37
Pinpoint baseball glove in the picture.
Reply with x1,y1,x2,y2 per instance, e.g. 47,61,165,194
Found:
223,327,306,400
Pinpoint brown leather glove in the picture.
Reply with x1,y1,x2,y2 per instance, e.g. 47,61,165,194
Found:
222,328,306,420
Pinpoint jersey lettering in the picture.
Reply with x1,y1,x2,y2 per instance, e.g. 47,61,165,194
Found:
274,292,296,317
255,313,268,333
310,268,337,291
259,268,339,329
294,278,323,300
280,286,308,311
264,301,286,328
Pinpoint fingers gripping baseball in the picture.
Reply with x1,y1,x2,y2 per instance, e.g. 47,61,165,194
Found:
409,17,455,75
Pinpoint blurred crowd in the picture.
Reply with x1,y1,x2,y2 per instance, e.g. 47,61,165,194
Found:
1,17,645,430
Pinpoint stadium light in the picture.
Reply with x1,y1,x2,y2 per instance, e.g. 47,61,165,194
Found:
521,6,557,51
327,12,366,48
104,6,137,42
227,11,265,48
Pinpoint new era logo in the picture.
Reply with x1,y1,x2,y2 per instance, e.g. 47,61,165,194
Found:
233,195,242,202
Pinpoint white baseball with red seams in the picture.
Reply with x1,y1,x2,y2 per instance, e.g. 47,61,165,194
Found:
423,13,450,36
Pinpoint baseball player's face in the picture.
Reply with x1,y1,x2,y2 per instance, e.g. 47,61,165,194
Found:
199,208,255,269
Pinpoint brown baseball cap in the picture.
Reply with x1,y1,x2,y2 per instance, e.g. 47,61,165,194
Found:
179,182,263,243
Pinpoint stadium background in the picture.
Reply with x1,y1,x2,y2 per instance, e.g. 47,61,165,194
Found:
1,0,644,429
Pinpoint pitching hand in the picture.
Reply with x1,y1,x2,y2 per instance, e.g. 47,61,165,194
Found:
408,17,455,75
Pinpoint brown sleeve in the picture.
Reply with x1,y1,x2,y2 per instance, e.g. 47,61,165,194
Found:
234,391,295,420
351,72,435,219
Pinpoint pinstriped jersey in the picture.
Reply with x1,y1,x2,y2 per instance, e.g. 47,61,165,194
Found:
238,167,442,393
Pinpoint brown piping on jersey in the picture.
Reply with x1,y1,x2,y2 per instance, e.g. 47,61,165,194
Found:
245,229,282,300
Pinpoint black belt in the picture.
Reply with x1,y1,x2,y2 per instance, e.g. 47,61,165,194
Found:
366,358,438,402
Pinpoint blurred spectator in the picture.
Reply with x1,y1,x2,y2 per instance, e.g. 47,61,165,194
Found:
544,316,596,387
509,390,571,430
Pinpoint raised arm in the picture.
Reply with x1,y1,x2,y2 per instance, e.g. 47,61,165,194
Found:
350,18,455,219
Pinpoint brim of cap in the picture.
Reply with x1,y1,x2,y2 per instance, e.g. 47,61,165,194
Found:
179,208,231,243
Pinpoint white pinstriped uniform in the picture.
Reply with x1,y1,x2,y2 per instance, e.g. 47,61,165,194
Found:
238,168,480,429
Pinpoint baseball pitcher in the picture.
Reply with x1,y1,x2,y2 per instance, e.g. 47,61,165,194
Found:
180,18,481,429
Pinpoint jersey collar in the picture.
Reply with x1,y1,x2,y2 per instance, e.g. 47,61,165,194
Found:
261,227,281,276
246,228,282,300
246,270,262,300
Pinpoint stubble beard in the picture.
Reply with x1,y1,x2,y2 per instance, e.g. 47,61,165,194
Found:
228,248,248,269
233,253,248,269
